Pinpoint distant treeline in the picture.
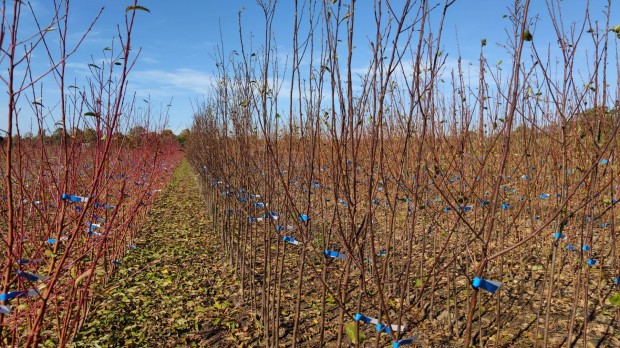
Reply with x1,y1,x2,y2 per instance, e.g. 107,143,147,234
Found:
3,126,190,146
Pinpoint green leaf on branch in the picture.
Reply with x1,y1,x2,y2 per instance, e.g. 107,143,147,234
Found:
84,112,98,117
345,322,365,344
126,5,150,13
523,30,533,41
609,293,620,306
611,24,620,38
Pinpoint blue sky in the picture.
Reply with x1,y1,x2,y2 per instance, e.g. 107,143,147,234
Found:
2,1,618,135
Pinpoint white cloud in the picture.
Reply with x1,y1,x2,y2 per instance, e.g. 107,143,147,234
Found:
129,68,214,97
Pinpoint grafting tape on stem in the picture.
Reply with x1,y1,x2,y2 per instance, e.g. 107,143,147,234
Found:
393,335,419,347
61,193,89,203
472,277,502,294
0,289,39,301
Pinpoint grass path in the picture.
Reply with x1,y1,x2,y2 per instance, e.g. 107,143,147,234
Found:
73,160,259,347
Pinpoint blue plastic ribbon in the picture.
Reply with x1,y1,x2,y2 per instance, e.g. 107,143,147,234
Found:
601,159,609,165
111,261,122,266
17,270,48,282
46,238,56,244
472,277,502,294
587,259,598,266
283,236,301,246
553,233,566,240
393,335,419,347
539,193,550,199
62,194,89,203
88,229,102,237
376,322,405,334
582,245,591,251
94,203,115,209
502,203,511,210
377,250,387,256
566,244,575,251
0,289,39,301
299,215,309,222
324,250,346,260
127,244,137,250
354,313,378,324
0,305,11,315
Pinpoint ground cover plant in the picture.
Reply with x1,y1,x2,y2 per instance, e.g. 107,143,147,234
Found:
0,1,182,346
186,0,620,347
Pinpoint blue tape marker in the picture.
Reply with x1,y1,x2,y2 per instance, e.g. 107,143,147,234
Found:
254,202,265,208
601,159,609,165
587,259,598,266
17,259,29,265
393,335,419,347
377,250,387,256
0,305,11,315
91,215,106,223
614,277,619,285
472,277,502,294
443,207,452,212
62,194,89,203
553,233,566,240
376,322,405,334
354,313,378,324
47,238,56,244
17,270,48,282
111,260,122,266
275,225,285,231
539,193,550,199
582,245,591,251
502,203,511,210
521,175,529,180
299,215,309,222
0,289,39,301
88,229,102,237
283,236,301,246
127,244,137,250
481,201,490,207
324,250,346,260
566,244,575,251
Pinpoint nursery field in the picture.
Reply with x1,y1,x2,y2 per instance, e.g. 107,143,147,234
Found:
183,0,620,347
3,0,620,347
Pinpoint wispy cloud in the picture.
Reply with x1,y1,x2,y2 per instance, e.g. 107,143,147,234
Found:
129,68,214,97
